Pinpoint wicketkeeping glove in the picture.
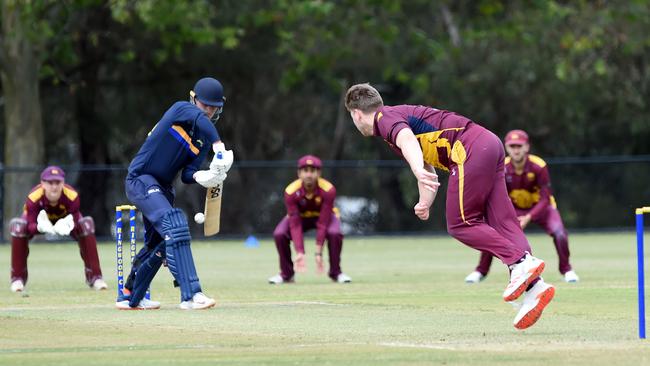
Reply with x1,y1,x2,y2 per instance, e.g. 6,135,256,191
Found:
53,214,75,236
194,169,226,188
36,210,56,235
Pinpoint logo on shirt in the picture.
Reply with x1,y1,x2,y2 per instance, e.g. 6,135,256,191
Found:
527,172,535,181
147,188,161,195
196,139,203,147
315,196,322,205
451,168,456,176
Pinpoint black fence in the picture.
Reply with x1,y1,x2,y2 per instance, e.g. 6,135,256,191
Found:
1,156,649,241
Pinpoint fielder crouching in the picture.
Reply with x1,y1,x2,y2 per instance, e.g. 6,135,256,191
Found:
268,155,351,284
10,166,107,293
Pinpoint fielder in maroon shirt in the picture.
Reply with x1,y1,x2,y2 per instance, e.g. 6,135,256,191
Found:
345,83,555,330
9,166,106,293
465,130,579,284
269,155,351,284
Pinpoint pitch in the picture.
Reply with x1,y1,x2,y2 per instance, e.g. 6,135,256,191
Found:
0,233,647,365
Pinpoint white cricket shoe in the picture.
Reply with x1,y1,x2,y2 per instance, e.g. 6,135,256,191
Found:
336,273,352,283
503,253,545,302
115,298,161,310
179,292,216,310
268,274,294,284
564,270,579,283
513,278,555,330
92,278,108,291
464,271,485,284
10,280,24,293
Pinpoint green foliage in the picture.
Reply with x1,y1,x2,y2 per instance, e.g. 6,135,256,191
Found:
3,0,650,234
110,0,219,63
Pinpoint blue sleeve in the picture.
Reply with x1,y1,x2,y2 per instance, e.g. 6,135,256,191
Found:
181,144,210,184
197,115,220,143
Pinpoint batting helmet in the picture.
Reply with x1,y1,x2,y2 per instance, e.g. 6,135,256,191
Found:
192,77,225,107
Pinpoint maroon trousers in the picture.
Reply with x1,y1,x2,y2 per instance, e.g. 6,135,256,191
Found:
474,206,572,275
11,229,103,286
446,124,532,266
273,216,343,281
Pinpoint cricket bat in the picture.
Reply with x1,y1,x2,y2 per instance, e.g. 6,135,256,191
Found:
203,183,223,236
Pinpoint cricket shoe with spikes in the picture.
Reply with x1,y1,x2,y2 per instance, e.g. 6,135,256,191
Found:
513,278,555,330
336,273,352,283
91,278,108,291
10,280,24,293
268,274,294,284
464,271,485,284
115,298,161,310
564,270,580,283
503,253,545,302
179,292,216,310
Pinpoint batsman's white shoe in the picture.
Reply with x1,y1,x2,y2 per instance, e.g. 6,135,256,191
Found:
336,273,352,283
268,274,294,284
564,270,580,283
115,298,161,310
179,292,216,310
503,254,545,302
513,278,555,330
464,271,485,284
10,280,24,293
92,278,108,291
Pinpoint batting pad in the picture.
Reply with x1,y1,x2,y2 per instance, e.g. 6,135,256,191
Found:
162,208,201,301
128,242,165,307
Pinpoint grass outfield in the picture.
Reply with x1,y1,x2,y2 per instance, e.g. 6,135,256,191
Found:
0,232,648,365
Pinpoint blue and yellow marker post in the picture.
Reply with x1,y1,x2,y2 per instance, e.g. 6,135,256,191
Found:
636,206,650,339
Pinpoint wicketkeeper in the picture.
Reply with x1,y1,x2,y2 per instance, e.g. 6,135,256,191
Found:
117,77,233,310
268,155,351,284
9,166,107,292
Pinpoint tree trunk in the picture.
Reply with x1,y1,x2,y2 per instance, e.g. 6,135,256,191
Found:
330,79,349,161
0,1,45,239
72,6,112,236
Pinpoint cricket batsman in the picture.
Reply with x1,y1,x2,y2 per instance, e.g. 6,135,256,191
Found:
345,83,555,329
465,129,579,284
116,77,233,310
268,155,351,284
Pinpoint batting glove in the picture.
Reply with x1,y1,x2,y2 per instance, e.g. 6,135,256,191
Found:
36,210,56,235
53,214,75,236
209,149,234,175
194,169,226,188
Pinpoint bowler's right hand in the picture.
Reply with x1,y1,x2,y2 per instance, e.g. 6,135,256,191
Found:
413,167,440,193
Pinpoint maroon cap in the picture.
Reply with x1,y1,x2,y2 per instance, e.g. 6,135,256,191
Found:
297,155,322,169
504,129,529,145
40,166,65,181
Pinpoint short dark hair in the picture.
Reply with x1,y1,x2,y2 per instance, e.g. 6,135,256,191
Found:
345,83,384,113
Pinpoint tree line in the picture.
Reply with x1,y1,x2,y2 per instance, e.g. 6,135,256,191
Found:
1,1,649,236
